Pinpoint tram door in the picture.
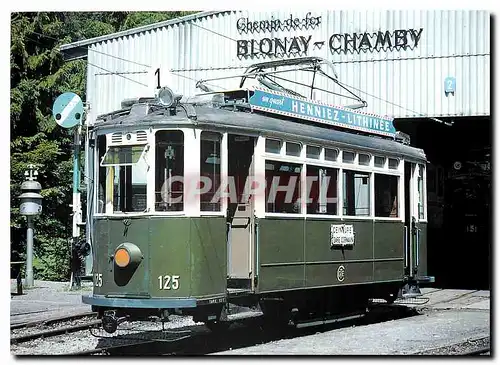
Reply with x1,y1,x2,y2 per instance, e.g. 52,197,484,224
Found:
227,134,256,288
404,161,419,278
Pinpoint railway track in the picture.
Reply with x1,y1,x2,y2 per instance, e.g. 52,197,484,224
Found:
12,303,488,356
11,311,96,330
66,304,420,356
11,312,100,344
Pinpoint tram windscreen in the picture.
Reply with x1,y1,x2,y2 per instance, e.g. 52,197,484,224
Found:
156,131,184,212
200,132,222,212
101,146,145,165
99,144,148,213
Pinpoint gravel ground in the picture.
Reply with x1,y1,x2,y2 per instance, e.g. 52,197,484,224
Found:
216,309,490,355
11,315,204,355
11,280,92,326
414,336,490,355
10,284,491,356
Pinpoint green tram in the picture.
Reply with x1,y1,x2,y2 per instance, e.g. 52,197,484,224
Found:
84,82,433,332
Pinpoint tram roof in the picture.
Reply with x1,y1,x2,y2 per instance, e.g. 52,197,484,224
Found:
95,105,426,162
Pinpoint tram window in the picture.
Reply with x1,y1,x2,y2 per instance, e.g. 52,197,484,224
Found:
306,146,321,159
418,164,425,219
97,135,106,213
102,145,145,165
102,146,148,213
306,165,338,214
286,142,301,157
325,148,339,162
155,131,184,212
343,170,370,216
265,160,302,214
374,174,399,217
374,156,386,168
388,158,399,170
359,153,370,166
342,151,355,164
201,131,222,212
265,139,282,154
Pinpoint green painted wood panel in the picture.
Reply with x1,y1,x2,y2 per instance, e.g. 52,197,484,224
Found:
92,217,226,300
373,221,404,259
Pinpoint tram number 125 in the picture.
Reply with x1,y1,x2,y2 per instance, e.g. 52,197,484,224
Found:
158,275,180,290
94,273,103,287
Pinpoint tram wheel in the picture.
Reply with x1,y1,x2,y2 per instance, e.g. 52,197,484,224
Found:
205,320,230,333
259,301,291,329
384,287,401,304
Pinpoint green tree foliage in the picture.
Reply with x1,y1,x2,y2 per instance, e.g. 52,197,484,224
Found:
11,11,195,281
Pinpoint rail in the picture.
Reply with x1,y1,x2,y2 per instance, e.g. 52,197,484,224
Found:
11,312,99,344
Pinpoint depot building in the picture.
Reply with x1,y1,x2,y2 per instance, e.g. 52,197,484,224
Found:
61,10,491,290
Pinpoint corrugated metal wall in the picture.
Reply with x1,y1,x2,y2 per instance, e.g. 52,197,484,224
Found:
85,10,490,123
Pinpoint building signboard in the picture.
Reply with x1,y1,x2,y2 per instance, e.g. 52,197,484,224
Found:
236,12,424,58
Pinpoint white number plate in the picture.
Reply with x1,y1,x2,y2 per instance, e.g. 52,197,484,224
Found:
158,275,180,290
93,273,103,287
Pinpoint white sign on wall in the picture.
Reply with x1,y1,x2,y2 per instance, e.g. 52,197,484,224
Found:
330,224,355,247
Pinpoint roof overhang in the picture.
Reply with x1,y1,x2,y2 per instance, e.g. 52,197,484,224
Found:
59,11,229,61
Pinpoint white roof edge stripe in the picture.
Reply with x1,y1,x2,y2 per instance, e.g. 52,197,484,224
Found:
60,10,230,50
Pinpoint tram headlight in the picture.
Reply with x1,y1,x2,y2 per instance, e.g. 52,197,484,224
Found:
114,242,143,269
157,87,182,108
115,248,131,268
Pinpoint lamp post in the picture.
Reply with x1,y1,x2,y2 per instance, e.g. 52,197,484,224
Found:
19,164,43,287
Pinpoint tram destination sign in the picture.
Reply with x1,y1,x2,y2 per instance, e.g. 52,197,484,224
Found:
330,224,355,248
249,88,396,138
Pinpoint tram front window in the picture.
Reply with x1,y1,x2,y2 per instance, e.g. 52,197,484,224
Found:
101,145,148,213
156,131,184,212
200,132,222,212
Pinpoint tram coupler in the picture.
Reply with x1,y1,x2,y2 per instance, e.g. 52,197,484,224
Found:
102,311,128,334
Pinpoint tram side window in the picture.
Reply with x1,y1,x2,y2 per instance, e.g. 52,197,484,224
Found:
155,131,184,212
97,135,106,213
418,164,425,219
374,174,399,217
325,148,339,162
265,160,302,213
306,165,338,215
343,170,370,216
201,131,222,212
265,139,281,154
101,145,148,213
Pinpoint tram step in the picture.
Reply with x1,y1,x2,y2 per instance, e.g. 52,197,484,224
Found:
227,288,253,297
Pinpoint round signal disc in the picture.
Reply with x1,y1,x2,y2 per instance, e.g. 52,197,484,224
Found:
115,248,131,268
